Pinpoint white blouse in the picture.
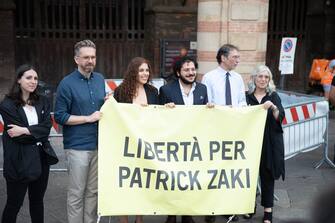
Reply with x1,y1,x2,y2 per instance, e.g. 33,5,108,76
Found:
23,105,38,126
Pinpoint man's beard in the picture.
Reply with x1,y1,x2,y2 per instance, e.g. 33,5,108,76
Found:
179,75,195,85
83,64,95,73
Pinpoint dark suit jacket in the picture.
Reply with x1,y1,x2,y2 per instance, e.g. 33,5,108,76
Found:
0,96,52,182
159,79,208,105
114,83,159,105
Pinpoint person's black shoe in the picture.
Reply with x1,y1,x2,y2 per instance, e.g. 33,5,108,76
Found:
263,211,272,223
223,215,239,221
204,215,216,223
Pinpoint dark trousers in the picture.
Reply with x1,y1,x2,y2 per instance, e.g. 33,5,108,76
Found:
260,167,275,208
1,162,50,223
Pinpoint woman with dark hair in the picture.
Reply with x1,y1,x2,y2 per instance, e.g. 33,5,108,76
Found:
0,64,55,223
114,57,158,223
114,57,159,105
245,65,285,223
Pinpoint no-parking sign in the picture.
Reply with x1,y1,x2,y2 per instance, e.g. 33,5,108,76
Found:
279,37,297,75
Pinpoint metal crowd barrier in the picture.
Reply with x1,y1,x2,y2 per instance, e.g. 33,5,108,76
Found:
279,90,335,168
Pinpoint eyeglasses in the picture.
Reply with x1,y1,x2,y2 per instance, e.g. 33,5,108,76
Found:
77,56,96,61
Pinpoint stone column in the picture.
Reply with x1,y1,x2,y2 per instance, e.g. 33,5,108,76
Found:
197,0,224,76
197,0,269,83
0,0,15,96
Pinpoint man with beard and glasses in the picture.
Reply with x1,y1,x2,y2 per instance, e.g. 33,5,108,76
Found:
55,39,106,223
160,57,208,106
159,56,208,223
202,44,247,223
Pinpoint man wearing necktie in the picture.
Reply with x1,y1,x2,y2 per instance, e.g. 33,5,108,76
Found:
202,44,247,223
202,44,246,108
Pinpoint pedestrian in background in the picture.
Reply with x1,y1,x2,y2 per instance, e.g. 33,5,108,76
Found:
327,59,335,104
326,59,335,162
321,59,335,99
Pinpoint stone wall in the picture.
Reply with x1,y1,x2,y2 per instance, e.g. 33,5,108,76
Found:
2,0,331,93
197,0,269,86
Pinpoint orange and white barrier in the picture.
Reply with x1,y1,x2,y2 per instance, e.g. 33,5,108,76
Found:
105,80,119,93
50,113,62,136
282,103,316,125
279,91,334,168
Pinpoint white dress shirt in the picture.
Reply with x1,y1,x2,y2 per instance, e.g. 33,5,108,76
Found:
202,66,247,107
179,80,196,105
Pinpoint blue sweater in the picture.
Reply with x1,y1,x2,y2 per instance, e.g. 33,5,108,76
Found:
54,70,105,150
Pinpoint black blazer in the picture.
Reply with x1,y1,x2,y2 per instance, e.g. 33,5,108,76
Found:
114,83,159,105
246,91,285,180
159,79,208,105
0,96,52,182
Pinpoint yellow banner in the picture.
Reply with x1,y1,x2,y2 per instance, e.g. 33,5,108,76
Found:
98,98,267,216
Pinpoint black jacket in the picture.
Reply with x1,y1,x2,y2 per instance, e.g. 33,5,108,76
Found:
246,91,285,180
0,96,52,182
159,79,208,105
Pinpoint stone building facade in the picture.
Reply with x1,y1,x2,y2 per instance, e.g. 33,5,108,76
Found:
197,0,268,84
0,0,334,94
